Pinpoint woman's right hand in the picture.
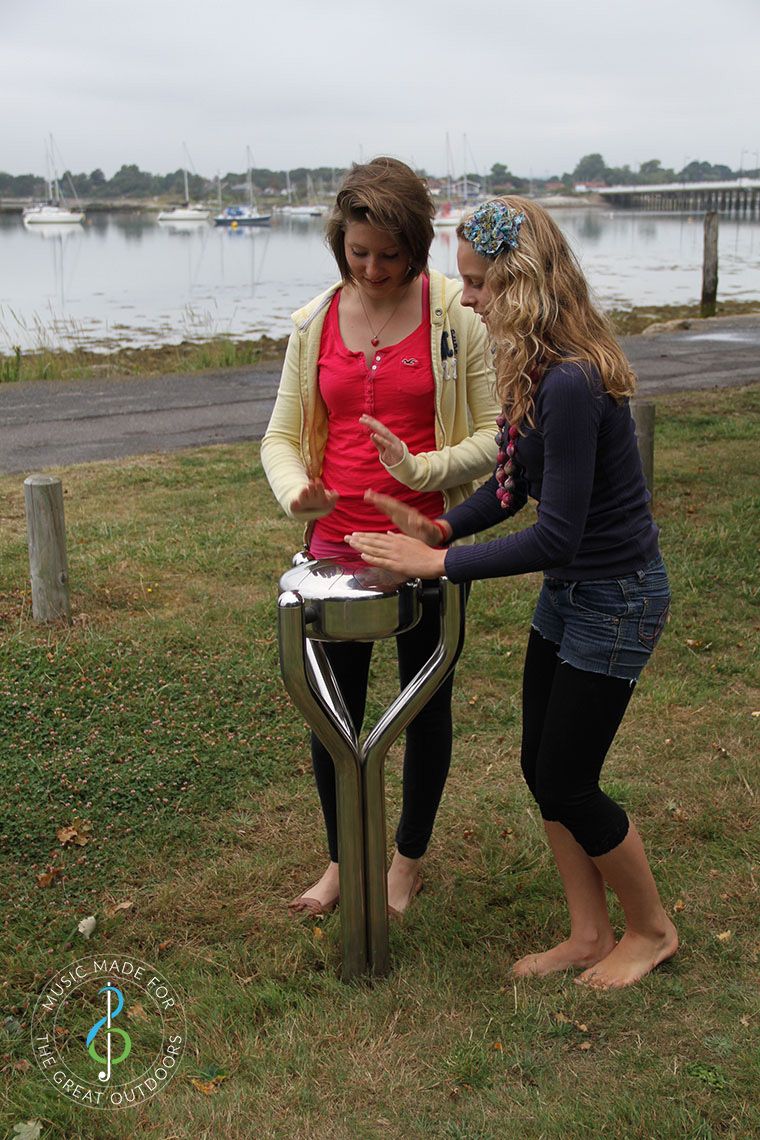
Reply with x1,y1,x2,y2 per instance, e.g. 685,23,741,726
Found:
364,490,451,547
290,478,339,518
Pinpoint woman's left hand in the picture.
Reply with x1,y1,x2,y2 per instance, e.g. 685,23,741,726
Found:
345,531,447,579
360,415,405,466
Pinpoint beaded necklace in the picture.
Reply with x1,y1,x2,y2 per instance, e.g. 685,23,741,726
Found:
494,368,541,509
494,414,519,509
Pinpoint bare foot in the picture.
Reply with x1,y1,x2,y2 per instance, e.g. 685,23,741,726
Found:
288,861,340,916
513,931,617,978
387,852,423,918
574,919,678,989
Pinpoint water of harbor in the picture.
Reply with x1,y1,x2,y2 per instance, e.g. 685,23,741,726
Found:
0,209,758,354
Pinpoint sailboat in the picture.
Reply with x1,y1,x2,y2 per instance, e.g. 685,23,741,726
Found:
214,149,271,227
23,136,85,225
278,172,327,217
432,133,474,227
157,169,210,223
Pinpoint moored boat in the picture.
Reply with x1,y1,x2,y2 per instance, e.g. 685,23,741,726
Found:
157,164,209,223
214,204,271,227
23,203,84,224
23,137,85,224
214,153,271,226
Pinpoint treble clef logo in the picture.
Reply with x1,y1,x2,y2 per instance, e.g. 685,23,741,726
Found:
85,983,132,1082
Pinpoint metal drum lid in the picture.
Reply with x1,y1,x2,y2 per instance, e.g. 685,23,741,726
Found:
278,558,422,642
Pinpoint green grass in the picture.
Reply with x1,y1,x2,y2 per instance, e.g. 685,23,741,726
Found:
0,335,286,385
2,299,758,384
0,387,758,1139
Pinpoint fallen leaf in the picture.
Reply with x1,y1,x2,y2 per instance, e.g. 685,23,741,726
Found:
78,916,96,939
190,1075,227,1096
575,1023,589,1033
717,931,732,942
105,900,134,918
673,899,686,912
578,1041,593,1051
127,1002,149,1023
54,1026,69,1039
12,1059,32,1073
492,1041,503,1051
313,927,324,940
57,819,93,847
158,939,174,952
553,1012,572,1024
12,1123,42,1140
36,868,64,888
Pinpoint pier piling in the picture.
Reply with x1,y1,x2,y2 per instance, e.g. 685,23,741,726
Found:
701,211,719,318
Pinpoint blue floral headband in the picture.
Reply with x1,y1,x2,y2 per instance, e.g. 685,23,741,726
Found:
462,201,525,258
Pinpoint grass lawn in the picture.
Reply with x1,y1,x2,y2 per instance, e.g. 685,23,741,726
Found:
0,385,758,1139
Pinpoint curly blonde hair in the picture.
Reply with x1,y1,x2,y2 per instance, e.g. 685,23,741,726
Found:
457,197,635,426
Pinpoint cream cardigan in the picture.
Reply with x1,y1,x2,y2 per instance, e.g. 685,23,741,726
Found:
261,270,499,535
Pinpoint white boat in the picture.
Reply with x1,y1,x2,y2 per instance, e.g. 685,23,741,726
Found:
158,204,209,223
23,137,85,224
157,165,209,223
214,150,271,227
23,203,84,224
277,204,326,217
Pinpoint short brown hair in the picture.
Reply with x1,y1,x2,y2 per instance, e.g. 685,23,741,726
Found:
326,157,435,282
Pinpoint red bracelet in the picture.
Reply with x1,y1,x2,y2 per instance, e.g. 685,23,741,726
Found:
432,519,451,547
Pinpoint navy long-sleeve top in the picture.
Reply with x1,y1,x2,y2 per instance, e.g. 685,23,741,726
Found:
443,361,660,583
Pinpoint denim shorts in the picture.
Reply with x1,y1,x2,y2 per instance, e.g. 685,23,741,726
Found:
531,555,671,682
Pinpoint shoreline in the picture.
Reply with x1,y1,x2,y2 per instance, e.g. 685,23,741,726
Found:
0,195,604,216
1,300,759,386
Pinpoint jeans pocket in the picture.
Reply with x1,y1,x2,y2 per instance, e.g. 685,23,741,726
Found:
638,595,671,649
569,580,627,623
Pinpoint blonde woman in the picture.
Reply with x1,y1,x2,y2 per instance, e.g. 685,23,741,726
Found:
347,198,677,988
262,160,499,919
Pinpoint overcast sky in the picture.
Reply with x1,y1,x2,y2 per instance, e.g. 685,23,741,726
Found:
2,0,758,180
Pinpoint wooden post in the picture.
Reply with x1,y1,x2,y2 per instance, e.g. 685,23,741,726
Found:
23,475,71,623
701,210,719,317
631,401,655,502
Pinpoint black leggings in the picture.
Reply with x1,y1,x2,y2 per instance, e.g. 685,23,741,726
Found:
520,627,635,857
311,588,459,862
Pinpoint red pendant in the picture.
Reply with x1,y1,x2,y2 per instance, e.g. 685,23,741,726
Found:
370,336,379,347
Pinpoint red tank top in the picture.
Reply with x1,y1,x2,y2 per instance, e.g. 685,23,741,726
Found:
311,276,444,556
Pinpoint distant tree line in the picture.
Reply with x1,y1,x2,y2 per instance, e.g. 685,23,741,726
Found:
0,165,343,201
0,155,756,202
488,154,755,192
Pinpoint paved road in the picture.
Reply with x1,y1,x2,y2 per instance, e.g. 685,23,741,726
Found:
1,315,758,475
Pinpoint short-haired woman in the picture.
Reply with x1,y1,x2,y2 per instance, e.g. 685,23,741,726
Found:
347,198,678,987
262,158,499,919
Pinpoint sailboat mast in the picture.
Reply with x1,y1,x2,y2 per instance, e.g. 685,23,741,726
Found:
246,146,253,208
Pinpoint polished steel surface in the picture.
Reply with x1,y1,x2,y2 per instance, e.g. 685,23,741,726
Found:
277,592,367,979
277,563,465,981
278,558,422,642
